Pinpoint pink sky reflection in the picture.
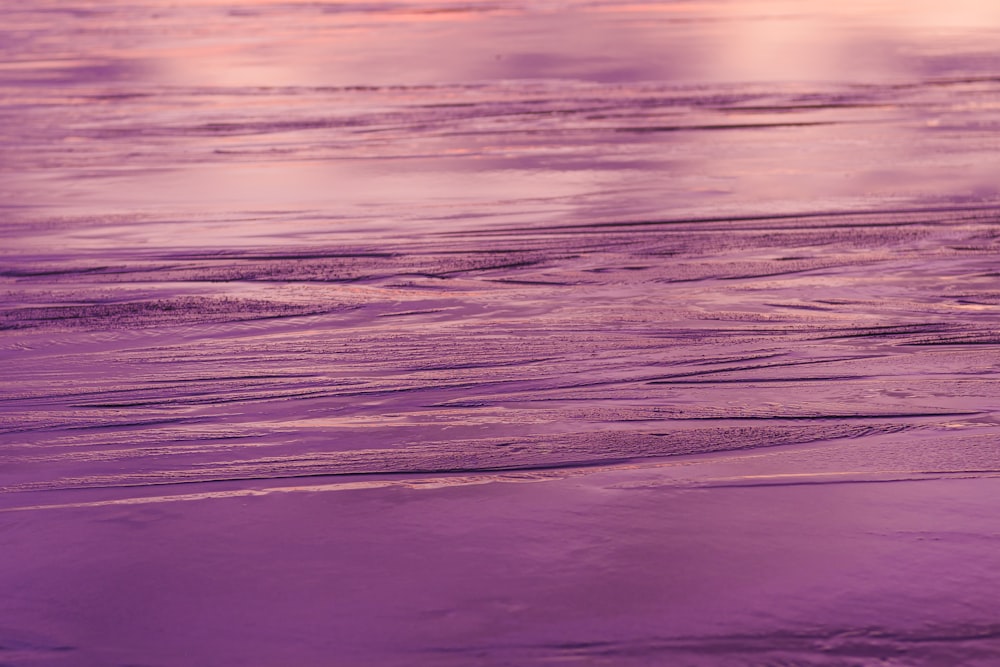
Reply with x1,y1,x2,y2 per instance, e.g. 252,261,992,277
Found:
4,0,1000,245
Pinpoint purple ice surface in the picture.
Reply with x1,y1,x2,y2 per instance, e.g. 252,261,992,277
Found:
2,0,1000,665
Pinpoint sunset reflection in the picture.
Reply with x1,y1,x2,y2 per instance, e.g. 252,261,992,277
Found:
3,0,1000,231
3,1,1000,666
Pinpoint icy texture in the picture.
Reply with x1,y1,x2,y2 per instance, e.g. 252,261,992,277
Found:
2,0,1000,665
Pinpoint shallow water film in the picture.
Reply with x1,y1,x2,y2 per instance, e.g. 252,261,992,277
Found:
3,1,1000,665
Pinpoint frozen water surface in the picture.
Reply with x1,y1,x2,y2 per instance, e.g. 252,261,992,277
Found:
2,0,1000,665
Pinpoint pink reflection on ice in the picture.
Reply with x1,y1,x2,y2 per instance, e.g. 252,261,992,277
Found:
2,0,999,235
3,1,1000,665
